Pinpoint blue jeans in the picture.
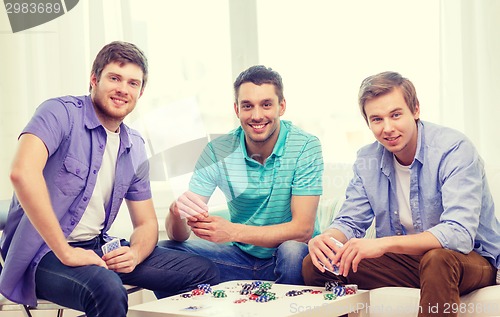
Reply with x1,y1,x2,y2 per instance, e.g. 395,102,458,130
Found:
158,239,308,285
35,237,219,317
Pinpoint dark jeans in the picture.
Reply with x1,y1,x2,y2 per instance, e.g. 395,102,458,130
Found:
302,249,497,317
35,237,219,317
158,239,309,285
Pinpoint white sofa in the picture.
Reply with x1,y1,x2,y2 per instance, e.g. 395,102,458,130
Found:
318,163,500,317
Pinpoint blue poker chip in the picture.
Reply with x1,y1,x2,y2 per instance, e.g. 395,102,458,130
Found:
333,286,346,297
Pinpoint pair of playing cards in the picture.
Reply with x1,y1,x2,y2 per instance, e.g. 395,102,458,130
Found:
320,237,344,275
101,238,121,254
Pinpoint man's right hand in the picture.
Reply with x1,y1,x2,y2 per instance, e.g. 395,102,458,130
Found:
171,191,209,221
59,246,107,269
307,232,344,273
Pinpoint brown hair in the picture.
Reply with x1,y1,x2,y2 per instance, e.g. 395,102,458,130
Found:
233,65,284,103
358,71,419,124
89,41,148,92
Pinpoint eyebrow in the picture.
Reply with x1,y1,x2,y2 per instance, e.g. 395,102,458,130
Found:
106,72,142,84
368,107,403,120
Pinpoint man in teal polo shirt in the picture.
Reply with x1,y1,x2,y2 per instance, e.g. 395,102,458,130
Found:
159,65,323,285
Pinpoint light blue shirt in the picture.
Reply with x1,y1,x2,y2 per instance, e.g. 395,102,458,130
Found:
190,120,324,258
0,95,151,306
331,120,500,269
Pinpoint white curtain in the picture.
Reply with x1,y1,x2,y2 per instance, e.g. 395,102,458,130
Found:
440,0,500,195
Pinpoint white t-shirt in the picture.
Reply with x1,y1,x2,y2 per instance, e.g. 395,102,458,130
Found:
393,155,416,234
67,128,120,242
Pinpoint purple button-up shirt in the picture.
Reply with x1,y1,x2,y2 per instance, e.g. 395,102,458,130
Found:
0,95,151,306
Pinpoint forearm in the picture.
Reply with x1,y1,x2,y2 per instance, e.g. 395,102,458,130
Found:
232,220,314,248
379,231,442,255
129,220,158,264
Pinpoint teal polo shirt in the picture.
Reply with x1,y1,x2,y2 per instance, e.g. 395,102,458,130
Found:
190,120,323,258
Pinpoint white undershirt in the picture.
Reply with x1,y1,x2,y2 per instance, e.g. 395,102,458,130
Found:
67,128,120,242
393,155,416,234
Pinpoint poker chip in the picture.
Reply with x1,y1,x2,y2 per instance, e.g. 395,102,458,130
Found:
191,289,205,296
285,290,303,296
180,293,192,298
197,284,212,293
212,290,227,298
234,299,247,304
325,281,339,291
241,283,253,291
301,289,313,293
333,286,346,297
345,284,358,295
240,289,251,295
251,281,263,288
324,293,337,300
256,295,270,302
259,282,273,290
311,290,322,294
248,293,260,300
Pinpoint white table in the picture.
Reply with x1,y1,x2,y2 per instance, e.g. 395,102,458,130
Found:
128,280,370,317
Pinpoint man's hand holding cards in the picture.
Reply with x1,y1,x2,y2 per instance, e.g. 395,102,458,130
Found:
319,237,343,275
101,238,121,255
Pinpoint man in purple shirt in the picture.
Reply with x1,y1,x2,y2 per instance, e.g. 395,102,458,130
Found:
0,41,219,317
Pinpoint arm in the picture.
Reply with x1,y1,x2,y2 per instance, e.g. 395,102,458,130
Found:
10,134,106,267
189,195,319,247
104,199,158,272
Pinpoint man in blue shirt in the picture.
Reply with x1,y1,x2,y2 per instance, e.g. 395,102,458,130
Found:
159,65,324,285
303,71,499,317
0,41,219,317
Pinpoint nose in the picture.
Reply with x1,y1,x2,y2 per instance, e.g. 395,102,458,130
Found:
251,106,263,121
115,81,128,95
382,119,394,133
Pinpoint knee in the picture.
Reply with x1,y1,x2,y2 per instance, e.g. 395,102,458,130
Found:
301,254,314,282
83,270,127,315
420,249,460,280
276,240,308,259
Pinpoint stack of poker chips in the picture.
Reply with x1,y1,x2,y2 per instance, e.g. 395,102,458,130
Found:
333,285,346,297
241,281,277,303
345,284,358,294
197,284,212,293
324,293,337,300
285,290,303,297
212,290,227,298
325,280,340,291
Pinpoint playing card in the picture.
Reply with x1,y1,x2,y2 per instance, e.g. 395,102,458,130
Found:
101,238,121,254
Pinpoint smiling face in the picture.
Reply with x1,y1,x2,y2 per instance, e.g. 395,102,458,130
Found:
364,87,420,165
90,62,144,131
234,82,286,161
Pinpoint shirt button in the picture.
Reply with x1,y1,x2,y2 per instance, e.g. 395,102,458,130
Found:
93,170,97,174
83,197,88,201
71,220,75,225
99,144,104,150
76,169,80,174
394,211,398,215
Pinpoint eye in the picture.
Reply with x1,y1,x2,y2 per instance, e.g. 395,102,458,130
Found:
392,112,402,118
130,81,140,88
241,103,251,110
